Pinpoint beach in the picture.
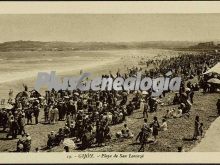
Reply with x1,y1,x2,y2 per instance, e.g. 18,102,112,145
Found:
1,48,218,153
0,48,175,99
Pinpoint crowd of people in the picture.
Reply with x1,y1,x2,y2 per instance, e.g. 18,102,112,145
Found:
0,50,220,152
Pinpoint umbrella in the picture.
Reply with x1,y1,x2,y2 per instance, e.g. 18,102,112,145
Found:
63,138,76,149
207,78,220,84
203,62,220,74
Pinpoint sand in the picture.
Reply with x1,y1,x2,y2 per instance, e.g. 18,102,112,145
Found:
191,116,220,152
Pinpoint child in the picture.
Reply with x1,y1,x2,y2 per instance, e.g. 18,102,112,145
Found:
160,119,168,131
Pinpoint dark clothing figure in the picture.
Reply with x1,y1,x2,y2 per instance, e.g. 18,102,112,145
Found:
18,115,26,135
0,111,8,131
44,106,49,123
189,91,194,104
173,94,180,105
26,109,32,125
143,102,148,119
151,117,160,142
33,106,40,124
136,129,149,152
193,116,200,140
217,99,220,115
7,119,19,139
96,126,104,146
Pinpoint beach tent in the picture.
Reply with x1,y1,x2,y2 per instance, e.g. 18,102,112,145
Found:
203,62,220,74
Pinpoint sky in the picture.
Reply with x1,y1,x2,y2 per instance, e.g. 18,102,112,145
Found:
0,14,220,43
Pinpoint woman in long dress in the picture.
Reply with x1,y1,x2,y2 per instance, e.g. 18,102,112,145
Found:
193,115,200,140
151,116,160,142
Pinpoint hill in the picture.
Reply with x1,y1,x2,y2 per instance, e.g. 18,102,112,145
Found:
0,40,198,52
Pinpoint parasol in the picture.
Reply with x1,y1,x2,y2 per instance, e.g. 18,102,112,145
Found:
63,138,76,149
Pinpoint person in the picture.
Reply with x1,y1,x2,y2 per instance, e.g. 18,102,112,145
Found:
104,125,111,142
66,112,71,127
199,123,204,138
6,114,14,138
136,128,148,152
164,109,173,119
64,146,69,152
17,135,25,152
125,130,134,138
44,105,49,123
189,90,194,104
9,89,13,99
56,128,65,144
160,119,168,131
35,147,40,152
143,100,148,119
96,124,104,147
142,119,148,130
26,109,33,125
216,99,220,115
177,146,185,152
47,131,56,148
24,133,32,152
11,116,19,139
49,105,55,124
18,113,26,135
151,116,160,142
54,106,59,123
122,124,129,133
63,124,70,137
173,108,182,118
1,110,8,131
173,93,180,105
17,143,24,152
33,101,40,124
69,123,75,137
193,115,200,140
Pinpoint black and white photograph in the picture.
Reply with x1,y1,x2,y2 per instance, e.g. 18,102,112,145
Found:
0,2,219,162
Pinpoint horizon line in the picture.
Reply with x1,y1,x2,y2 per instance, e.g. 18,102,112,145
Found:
0,40,219,44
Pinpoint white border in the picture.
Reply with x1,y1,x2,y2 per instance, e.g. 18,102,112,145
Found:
0,1,219,14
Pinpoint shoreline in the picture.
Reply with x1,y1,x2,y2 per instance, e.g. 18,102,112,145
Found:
0,54,133,99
